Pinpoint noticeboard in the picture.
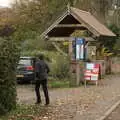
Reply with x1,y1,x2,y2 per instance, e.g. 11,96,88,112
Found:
75,38,86,60
84,63,100,81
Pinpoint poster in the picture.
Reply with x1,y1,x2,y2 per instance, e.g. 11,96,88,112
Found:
84,63,100,81
86,46,96,59
75,38,85,60
86,63,94,70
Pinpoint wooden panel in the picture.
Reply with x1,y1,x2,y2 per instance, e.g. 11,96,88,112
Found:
48,37,96,42
55,24,85,28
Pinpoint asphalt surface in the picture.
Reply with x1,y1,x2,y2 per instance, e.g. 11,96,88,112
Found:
105,104,120,120
17,74,120,120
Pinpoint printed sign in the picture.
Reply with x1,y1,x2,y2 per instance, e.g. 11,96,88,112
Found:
84,63,100,81
75,38,85,60
86,63,94,70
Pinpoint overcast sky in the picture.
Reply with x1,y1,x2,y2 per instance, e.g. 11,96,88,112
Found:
0,0,12,7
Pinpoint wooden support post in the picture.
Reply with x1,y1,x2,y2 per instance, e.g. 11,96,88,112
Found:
79,61,85,83
96,81,98,86
68,41,73,59
69,40,75,86
69,40,80,86
76,62,80,86
69,40,85,86
84,79,87,88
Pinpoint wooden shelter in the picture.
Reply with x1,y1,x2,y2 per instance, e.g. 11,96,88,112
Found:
41,7,116,86
41,7,115,38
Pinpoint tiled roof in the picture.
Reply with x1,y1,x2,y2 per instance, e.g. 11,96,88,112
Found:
71,7,116,37
41,7,116,38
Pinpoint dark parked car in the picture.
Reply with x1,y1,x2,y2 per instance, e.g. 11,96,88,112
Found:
16,57,36,83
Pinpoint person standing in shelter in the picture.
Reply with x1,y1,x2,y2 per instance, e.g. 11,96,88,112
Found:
35,54,50,105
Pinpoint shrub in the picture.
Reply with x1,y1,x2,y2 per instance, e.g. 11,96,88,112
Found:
21,50,71,81
49,53,70,80
0,38,19,115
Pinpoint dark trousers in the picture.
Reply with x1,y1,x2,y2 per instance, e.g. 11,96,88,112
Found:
35,79,50,104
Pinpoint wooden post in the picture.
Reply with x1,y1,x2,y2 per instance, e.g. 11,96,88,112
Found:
76,61,80,86
69,40,85,86
79,61,85,84
69,40,80,86
69,40,75,86
68,41,73,59
84,79,87,88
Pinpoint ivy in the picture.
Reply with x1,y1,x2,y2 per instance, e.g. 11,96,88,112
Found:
0,38,20,115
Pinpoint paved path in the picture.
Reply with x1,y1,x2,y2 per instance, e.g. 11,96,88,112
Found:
104,104,120,120
17,74,120,120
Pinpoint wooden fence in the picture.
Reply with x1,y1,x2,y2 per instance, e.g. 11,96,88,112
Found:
111,57,120,73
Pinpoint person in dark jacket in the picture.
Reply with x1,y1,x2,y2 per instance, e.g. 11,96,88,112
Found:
35,54,50,105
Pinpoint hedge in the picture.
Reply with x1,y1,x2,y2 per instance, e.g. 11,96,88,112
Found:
0,38,19,115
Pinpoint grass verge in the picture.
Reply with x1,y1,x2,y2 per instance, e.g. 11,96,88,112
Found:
0,104,48,120
48,80,70,88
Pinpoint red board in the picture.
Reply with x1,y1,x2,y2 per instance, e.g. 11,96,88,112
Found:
84,63,100,81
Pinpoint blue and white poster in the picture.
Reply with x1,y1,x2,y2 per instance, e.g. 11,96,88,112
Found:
75,38,85,60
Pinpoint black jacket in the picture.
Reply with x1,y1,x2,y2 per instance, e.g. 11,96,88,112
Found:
35,60,50,80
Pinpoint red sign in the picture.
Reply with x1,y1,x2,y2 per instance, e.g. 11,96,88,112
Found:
84,63,100,81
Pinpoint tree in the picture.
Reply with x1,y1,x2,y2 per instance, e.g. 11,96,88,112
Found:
108,24,120,55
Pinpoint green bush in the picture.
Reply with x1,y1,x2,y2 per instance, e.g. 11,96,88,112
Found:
0,38,19,115
21,50,71,81
49,53,70,79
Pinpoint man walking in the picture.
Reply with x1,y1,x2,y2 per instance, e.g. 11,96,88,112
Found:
35,54,50,105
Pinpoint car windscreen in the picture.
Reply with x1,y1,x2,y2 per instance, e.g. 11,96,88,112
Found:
18,59,32,66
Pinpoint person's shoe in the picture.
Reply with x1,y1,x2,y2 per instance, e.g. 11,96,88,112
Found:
45,102,49,106
35,101,41,104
